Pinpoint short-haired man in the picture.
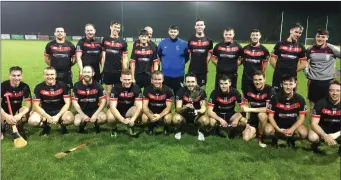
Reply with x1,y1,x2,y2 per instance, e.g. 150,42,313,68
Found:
76,24,103,83
211,27,243,89
142,71,173,135
305,29,341,110
158,25,189,95
265,74,308,148
187,19,213,90
241,71,275,147
270,22,307,93
72,66,107,134
172,73,209,141
1,66,32,138
208,74,246,139
107,69,143,137
102,20,128,104
28,67,74,135
130,29,159,89
44,27,76,90
308,80,341,155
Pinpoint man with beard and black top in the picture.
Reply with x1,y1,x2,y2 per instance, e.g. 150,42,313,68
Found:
241,71,275,147
187,19,213,90
308,80,341,155
72,66,107,134
76,24,102,83
211,27,243,89
142,71,173,135
172,73,209,141
305,29,341,110
106,69,143,137
158,25,189,95
265,74,308,148
241,29,270,97
208,74,246,139
44,27,76,90
102,20,128,104
1,66,31,139
270,23,307,93
28,67,74,135
130,29,159,89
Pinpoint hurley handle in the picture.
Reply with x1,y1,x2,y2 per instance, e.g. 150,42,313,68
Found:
4,93,13,115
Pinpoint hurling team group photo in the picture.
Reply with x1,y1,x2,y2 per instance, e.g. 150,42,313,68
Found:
2,19,341,156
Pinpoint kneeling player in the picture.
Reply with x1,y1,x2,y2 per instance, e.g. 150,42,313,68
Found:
28,67,74,135
308,80,341,155
142,71,173,135
208,75,246,139
172,73,209,141
265,74,308,148
241,71,275,147
72,66,107,134
1,66,32,139
107,69,143,137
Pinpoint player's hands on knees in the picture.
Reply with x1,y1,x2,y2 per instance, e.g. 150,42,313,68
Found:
5,114,16,125
278,128,286,135
51,115,60,124
283,128,294,137
220,119,228,128
323,135,337,146
82,114,90,122
151,114,161,122
90,114,97,123
13,114,22,123
123,118,131,125
231,120,239,127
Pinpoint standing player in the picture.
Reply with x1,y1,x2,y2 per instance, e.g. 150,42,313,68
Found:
208,74,246,139
211,27,243,89
102,20,128,104
308,80,341,155
76,24,102,83
158,25,189,95
44,27,76,90
142,71,173,135
270,23,307,92
1,66,31,138
172,73,209,141
28,67,74,135
72,66,107,134
106,69,143,137
130,29,159,89
265,74,308,148
241,71,275,147
133,26,157,54
241,29,270,96
305,29,341,110
187,19,213,90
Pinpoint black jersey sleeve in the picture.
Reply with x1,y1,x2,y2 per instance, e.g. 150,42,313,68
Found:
110,86,119,100
72,83,79,101
44,42,52,57
199,89,207,101
267,96,277,114
132,85,143,100
212,44,219,58
97,83,106,100
23,84,32,100
130,42,138,63
61,82,70,98
123,40,128,54
176,88,185,101
297,96,307,115
237,43,244,57
267,86,276,102
235,89,243,105
33,84,41,101
165,87,174,102
208,90,217,107
0,82,5,100
70,42,76,56
271,42,281,58
262,46,270,61
209,39,214,52
311,100,323,118
76,39,84,53
298,44,307,61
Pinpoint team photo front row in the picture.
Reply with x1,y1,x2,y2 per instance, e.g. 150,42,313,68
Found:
1,65,340,155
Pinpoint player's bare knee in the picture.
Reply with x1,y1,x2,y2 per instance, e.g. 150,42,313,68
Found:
172,114,183,125
164,113,172,125
141,114,149,124
106,111,116,124
28,113,41,126
209,118,217,127
74,114,82,127
264,124,275,136
296,125,308,139
308,130,320,143
62,112,74,125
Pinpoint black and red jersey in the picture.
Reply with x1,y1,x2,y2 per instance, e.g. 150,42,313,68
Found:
143,85,174,114
312,98,341,132
110,84,142,112
242,44,269,82
187,36,213,74
212,41,243,74
208,88,243,114
130,42,158,76
271,40,307,76
176,87,206,110
101,37,128,73
244,84,275,108
1,80,31,114
33,81,70,112
76,37,102,70
72,81,105,113
44,40,75,72
267,92,307,128
133,40,157,53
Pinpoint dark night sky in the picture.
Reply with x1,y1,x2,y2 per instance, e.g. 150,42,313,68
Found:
1,1,340,43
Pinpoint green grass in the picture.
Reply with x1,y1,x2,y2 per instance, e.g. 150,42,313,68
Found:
1,40,340,180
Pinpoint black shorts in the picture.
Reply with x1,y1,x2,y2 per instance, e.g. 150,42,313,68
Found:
84,109,97,117
135,74,151,89
216,112,235,124
308,79,332,103
103,72,121,86
45,109,60,116
215,72,238,89
248,113,259,127
321,125,341,134
276,120,295,129
56,71,73,90
117,106,134,118
164,76,184,95
195,73,208,87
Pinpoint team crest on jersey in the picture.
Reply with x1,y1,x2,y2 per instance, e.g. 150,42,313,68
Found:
176,46,180,51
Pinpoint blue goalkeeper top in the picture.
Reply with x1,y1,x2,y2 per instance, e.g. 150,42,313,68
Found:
158,37,189,78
